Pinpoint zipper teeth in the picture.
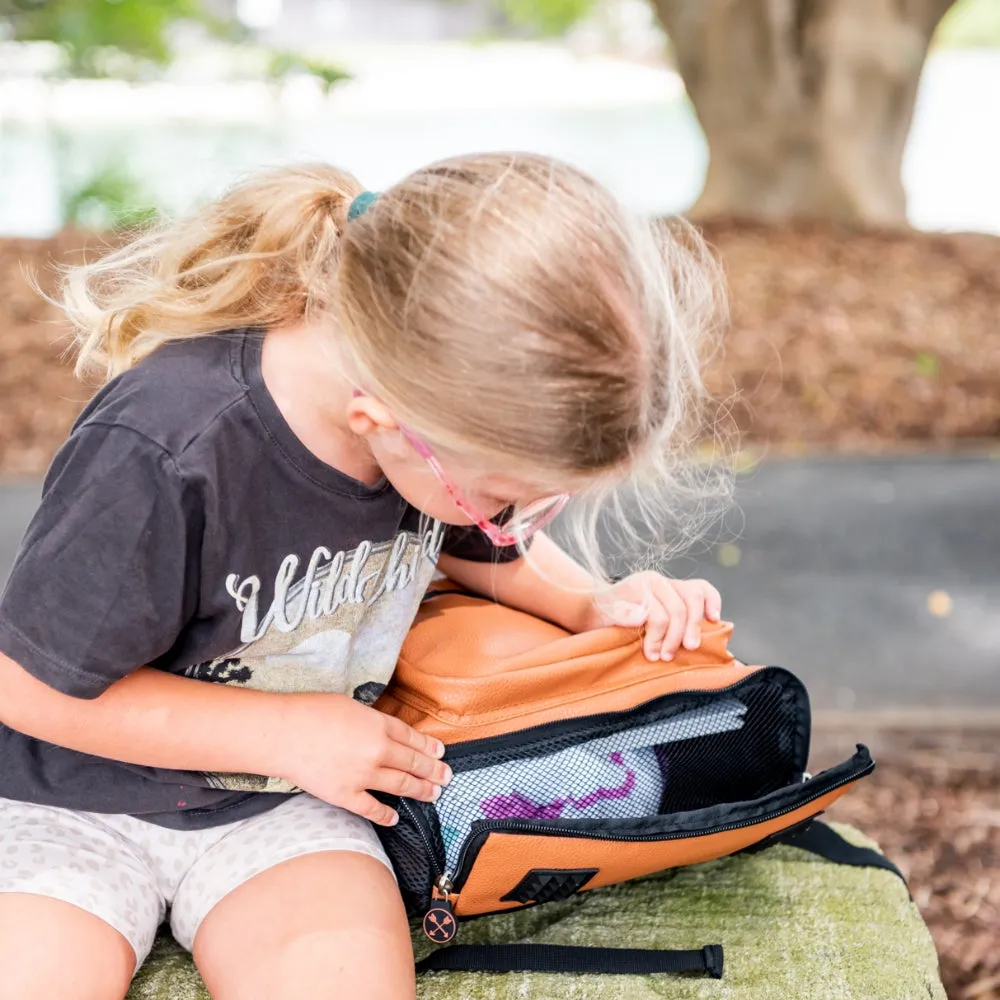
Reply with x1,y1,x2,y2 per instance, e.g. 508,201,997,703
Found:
450,758,872,891
444,667,789,770
397,799,444,882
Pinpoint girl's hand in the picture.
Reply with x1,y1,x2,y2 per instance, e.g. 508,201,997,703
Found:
582,572,723,663
277,693,452,827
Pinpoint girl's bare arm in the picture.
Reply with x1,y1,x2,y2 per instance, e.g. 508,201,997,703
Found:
0,651,292,776
0,651,449,825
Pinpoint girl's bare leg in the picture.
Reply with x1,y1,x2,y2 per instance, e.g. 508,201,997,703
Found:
193,852,415,1000
0,894,135,1000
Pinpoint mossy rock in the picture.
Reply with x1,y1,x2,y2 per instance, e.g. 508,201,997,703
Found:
128,824,943,1000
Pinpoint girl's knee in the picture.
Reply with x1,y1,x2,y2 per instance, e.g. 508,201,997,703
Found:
193,851,414,1000
274,926,417,1000
199,925,416,1000
0,893,135,1000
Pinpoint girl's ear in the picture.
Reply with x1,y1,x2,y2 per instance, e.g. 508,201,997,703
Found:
347,393,399,439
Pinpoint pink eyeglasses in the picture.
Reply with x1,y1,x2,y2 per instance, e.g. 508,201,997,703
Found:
356,393,569,546
399,424,569,547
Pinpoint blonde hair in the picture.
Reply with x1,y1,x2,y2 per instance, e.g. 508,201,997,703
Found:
62,154,732,578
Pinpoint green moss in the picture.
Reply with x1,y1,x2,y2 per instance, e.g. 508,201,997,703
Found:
128,824,943,1000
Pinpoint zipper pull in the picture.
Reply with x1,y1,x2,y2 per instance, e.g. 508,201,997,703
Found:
423,873,457,943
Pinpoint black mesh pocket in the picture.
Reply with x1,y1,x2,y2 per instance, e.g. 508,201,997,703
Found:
657,672,808,812
432,669,808,875
372,796,446,916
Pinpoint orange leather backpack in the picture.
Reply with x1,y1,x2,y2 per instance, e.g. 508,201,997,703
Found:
374,586,904,980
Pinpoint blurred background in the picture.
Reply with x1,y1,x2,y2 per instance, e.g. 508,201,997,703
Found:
0,1,998,995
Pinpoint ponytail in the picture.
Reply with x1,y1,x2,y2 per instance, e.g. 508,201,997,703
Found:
63,164,363,380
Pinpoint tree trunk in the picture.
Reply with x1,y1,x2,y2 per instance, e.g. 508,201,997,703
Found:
653,0,957,226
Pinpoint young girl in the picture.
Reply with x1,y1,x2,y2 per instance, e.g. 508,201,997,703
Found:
0,154,725,1000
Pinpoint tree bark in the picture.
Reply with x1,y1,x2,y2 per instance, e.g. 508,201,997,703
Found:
654,0,957,225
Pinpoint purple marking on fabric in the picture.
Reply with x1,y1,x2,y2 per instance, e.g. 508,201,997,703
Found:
479,753,637,821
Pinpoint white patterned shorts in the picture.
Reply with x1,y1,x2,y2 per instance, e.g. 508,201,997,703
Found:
0,793,393,971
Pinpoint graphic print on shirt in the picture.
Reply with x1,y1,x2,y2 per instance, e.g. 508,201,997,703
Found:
186,519,446,793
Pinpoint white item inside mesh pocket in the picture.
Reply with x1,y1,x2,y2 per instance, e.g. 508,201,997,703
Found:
436,697,748,872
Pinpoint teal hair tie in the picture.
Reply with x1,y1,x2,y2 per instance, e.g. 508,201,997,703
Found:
348,191,378,221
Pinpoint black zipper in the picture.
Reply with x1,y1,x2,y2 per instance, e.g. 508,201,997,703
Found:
448,749,873,892
441,666,804,773
397,796,447,885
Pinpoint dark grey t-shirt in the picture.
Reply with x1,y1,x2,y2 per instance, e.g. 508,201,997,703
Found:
0,331,514,829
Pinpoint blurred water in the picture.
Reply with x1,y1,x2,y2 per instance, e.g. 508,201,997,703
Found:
0,103,707,236
1,49,998,236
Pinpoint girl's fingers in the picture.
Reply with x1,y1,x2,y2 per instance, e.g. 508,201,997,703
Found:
704,582,723,622
658,588,689,660
352,792,399,828
642,599,670,660
384,715,446,759
373,768,443,804
681,588,707,650
383,740,452,786
642,585,687,661
606,601,648,628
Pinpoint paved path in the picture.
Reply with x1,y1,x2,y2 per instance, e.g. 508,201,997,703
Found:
2,457,998,712
656,456,999,713
0,482,40,594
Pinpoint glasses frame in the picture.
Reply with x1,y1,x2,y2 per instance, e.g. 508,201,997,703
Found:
354,392,569,547
398,424,569,547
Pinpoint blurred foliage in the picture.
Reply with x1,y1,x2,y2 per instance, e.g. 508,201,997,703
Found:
935,0,1000,47
266,50,352,93
0,0,350,88
495,0,597,36
0,0,230,77
60,163,159,230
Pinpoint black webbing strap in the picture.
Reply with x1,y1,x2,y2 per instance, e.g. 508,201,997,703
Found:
415,822,905,978
416,942,724,979
780,820,909,892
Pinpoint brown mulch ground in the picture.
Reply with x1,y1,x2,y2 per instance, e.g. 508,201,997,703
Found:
2,221,1000,476
698,220,1000,455
818,728,1000,1000
0,230,96,477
